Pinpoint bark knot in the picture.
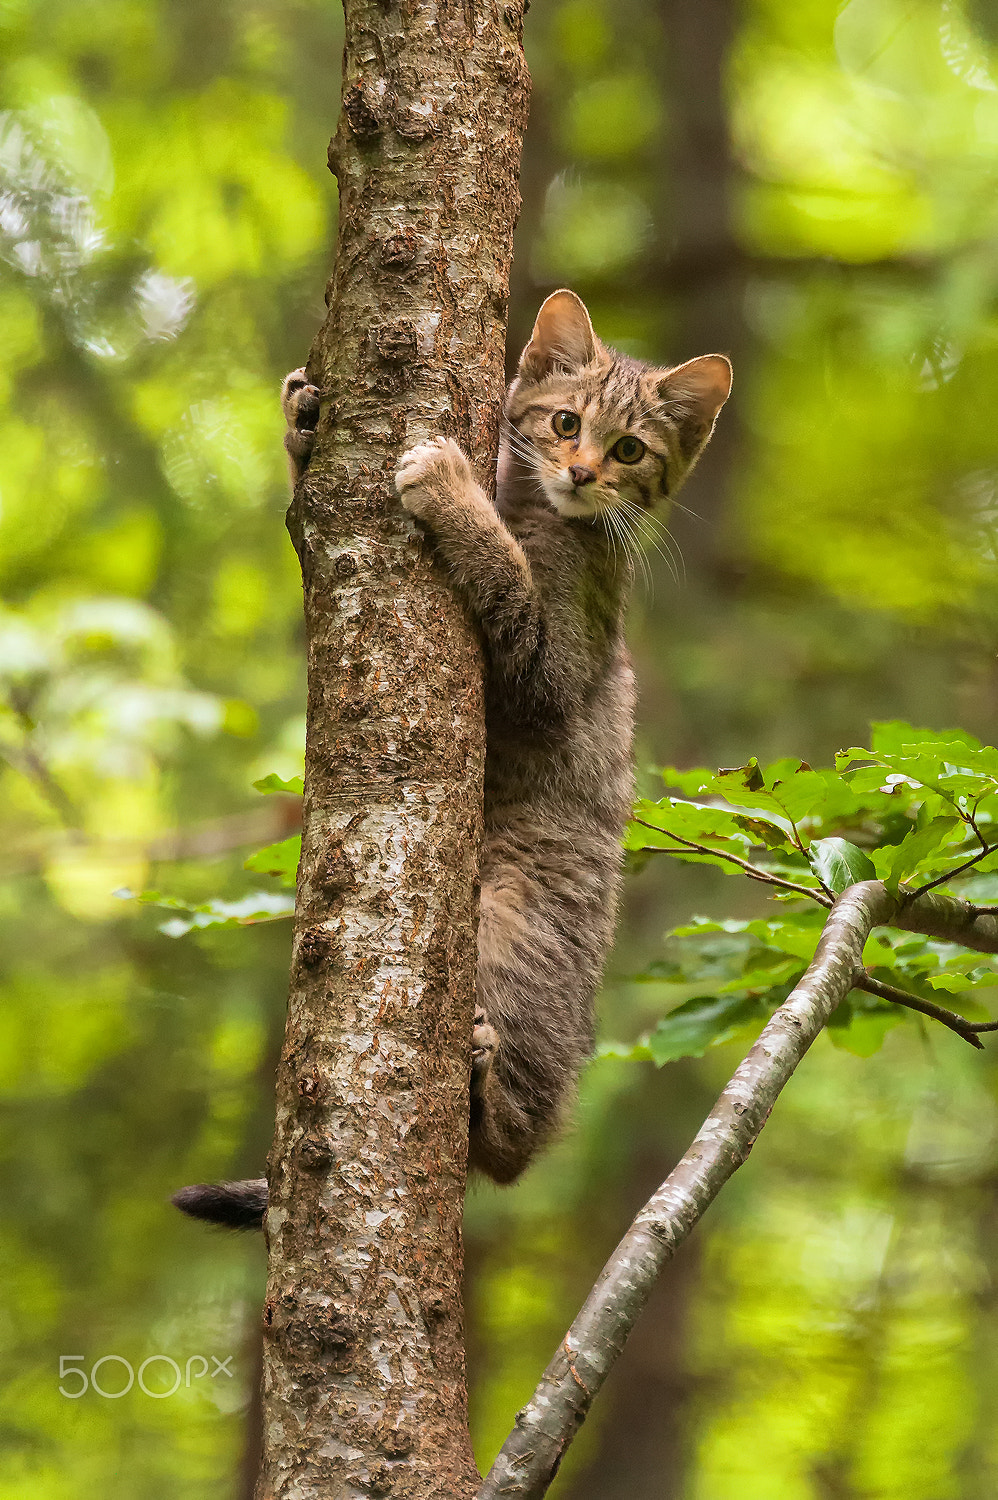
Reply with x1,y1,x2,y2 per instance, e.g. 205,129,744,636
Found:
394,106,437,142
342,82,385,140
376,1414,416,1457
297,924,338,970
375,319,419,365
380,229,420,269
299,1134,336,1170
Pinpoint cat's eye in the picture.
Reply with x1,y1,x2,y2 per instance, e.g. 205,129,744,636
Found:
611,436,645,464
552,410,581,439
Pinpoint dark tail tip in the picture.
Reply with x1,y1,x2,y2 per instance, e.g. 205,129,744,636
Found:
171,1179,268,1231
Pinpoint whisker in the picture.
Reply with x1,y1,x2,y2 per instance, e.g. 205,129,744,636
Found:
500,415,542,451
602,504,620,577
665,497,703,523
501,427,547,473
500,429,544,467
614,505,653,593
616,495,683,585
501,413,540,447
500,427,541,464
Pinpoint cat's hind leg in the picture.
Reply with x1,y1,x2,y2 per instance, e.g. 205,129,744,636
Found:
470,864,590,1184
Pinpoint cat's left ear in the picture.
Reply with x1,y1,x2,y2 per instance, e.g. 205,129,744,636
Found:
518,290,598,381
653,354,733,458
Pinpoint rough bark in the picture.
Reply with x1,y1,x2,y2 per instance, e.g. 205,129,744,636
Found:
259,7,529,1499
478,879,998,1498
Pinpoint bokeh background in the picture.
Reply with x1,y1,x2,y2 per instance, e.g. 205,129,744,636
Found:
3,0,998,1494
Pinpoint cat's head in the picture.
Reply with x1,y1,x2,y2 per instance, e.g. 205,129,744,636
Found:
504,290,731,521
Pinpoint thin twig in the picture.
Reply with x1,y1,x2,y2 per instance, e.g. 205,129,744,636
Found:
632,819,831,907
1,689,83,831
909,808,995,899
852,969,986,1049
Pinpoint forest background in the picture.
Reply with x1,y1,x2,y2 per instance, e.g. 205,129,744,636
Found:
3,0,998,1495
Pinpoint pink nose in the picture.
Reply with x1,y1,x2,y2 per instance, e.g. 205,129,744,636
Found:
569,465,596,487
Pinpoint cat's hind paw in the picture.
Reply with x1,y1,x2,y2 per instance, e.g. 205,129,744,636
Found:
282,368,321,483
395,436,473,519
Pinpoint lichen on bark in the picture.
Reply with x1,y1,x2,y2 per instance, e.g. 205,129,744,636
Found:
258,4,530,1497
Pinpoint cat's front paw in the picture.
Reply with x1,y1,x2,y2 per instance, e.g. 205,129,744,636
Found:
472,1006,497,1091
395,436,473,520
282,368,321,481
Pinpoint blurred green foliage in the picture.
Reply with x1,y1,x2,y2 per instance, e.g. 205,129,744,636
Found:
4,0,998,1495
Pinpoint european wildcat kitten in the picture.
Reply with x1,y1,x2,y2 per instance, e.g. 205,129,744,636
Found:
173,291,730,1229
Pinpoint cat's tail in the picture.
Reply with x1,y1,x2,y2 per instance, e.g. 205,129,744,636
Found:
172,1178,267,1231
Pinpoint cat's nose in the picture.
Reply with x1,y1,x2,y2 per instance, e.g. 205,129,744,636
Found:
568,464,596,487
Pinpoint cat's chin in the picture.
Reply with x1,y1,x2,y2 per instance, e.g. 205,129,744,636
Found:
543,481,602,520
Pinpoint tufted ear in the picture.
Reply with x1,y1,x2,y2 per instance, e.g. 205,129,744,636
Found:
654,354,732,459
517,289,598,381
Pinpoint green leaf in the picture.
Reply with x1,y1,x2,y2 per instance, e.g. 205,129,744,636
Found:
927,969,998,993
733,815,796,851
155,892,295,937
808,837,877,894
646,994,766,1063
826,1004,903,1056
253,771,304,796
742,916,823,962
718,758,766,792
871,721,984,757
884,816,960,893
862,930,939,974
594,1038,655,1063
244,834,301,888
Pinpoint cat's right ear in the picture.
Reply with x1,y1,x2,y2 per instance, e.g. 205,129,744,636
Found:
517,290,597,382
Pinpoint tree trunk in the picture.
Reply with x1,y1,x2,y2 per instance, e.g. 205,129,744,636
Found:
259,6,529,1497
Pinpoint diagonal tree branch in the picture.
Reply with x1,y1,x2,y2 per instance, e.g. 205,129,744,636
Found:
478,876,998,1498
477,881,896,1498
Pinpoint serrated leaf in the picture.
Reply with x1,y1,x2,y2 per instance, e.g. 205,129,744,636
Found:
658,764,716,798
244,834,301,888
732,815,795,851
253,772,304,796
808,837,877,894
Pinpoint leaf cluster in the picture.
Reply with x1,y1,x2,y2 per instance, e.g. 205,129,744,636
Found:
617,723,998,1063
